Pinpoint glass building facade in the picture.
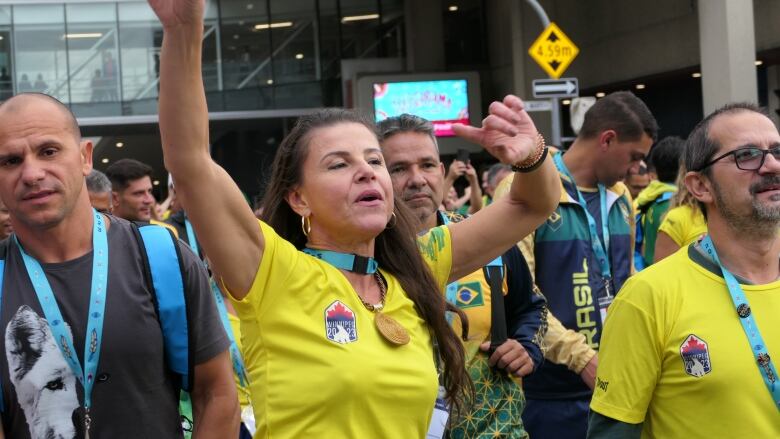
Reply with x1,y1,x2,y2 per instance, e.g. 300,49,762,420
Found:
0,0,404,118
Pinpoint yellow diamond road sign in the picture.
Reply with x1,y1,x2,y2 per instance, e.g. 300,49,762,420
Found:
528,22,579,79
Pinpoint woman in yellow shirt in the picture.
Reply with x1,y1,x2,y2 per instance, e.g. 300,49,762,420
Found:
150,2,560,437
654,169,707,262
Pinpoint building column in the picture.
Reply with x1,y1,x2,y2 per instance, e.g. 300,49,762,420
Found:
698,0,757,115
767,65,780,127
404,0,445,72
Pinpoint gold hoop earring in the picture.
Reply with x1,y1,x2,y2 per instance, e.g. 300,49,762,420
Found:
386,212,397,229
301,215,311,237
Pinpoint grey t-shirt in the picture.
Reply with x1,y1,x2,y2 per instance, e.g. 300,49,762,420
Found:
0,216,228,439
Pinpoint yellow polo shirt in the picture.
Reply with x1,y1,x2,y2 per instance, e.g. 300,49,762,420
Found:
231,221,452,439
591,247,780,438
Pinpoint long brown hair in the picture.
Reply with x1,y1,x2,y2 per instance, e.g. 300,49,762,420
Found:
669,155,704,227
261,108,472,412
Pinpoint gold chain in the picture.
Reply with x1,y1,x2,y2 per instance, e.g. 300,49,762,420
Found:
357,273,386,312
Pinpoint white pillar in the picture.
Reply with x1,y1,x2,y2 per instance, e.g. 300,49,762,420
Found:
698,0,758,115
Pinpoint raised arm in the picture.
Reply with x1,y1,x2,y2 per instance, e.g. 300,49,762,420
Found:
150,0,263,297
441,160,464,206
464,164,483,214
447,95,559,281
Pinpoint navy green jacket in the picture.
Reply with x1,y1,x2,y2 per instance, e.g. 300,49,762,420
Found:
522,172,635,400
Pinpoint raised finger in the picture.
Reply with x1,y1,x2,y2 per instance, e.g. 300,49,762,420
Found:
503,94,525,112
452,123,484,144
489,101,521,125
483,115,518,137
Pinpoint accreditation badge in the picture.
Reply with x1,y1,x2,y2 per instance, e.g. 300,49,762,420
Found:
241,405,256,435
426,386,450,439
598,281,614,324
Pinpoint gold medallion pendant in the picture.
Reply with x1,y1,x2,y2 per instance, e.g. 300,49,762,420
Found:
375,311,410,345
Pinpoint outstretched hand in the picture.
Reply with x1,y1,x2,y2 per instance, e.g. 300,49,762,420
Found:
148,0,205,29
453,95,539,166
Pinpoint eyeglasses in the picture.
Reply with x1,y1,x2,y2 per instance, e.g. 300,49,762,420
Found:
697,146,780,172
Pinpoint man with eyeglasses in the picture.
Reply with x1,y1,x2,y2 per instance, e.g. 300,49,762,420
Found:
588,103,780,438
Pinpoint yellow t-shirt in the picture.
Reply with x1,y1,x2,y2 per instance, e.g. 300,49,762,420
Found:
591,246,780,438
657,205,706,247
231,221,452,439
227,312,252,409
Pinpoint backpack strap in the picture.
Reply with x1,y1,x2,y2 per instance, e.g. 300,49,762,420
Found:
0,239,5,413
135,224,192,392
656,191,674,204
0,239,6,412
438,210,508,347
483,256,507,349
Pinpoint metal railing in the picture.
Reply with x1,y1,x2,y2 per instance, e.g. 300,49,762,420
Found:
48,28,117,98
237,20,313,90
131,24,218,100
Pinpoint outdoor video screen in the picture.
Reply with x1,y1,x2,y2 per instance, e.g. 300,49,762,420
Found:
373,79,469,137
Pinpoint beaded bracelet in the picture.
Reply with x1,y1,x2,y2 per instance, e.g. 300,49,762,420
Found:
511,133,548,173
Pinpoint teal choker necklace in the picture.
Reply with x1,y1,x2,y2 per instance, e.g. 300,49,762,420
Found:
302,248,378,274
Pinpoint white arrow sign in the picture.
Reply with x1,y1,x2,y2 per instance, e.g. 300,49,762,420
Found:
532,78,579,98
535,81,576,94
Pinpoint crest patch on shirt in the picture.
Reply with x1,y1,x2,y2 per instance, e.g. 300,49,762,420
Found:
680,334,712,378
325,300,357,344
546,211,563,231
618,201,631,225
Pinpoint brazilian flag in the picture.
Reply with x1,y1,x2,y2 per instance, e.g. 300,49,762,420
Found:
456,281,484,308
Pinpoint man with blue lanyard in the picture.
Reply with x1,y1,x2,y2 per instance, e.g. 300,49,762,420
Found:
0,93,238,438
495,91,658,439
589,103,780,438
378,113,548,438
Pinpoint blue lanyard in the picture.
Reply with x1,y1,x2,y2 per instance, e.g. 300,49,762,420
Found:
210,280,249,387
14,209,108,417
700,235,780,410
553,154,613,292
185,214,247,386
186,216,248,387
302,248,378,274
184,217,199,258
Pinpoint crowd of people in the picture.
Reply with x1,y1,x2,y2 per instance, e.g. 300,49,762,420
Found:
0,0,777,438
